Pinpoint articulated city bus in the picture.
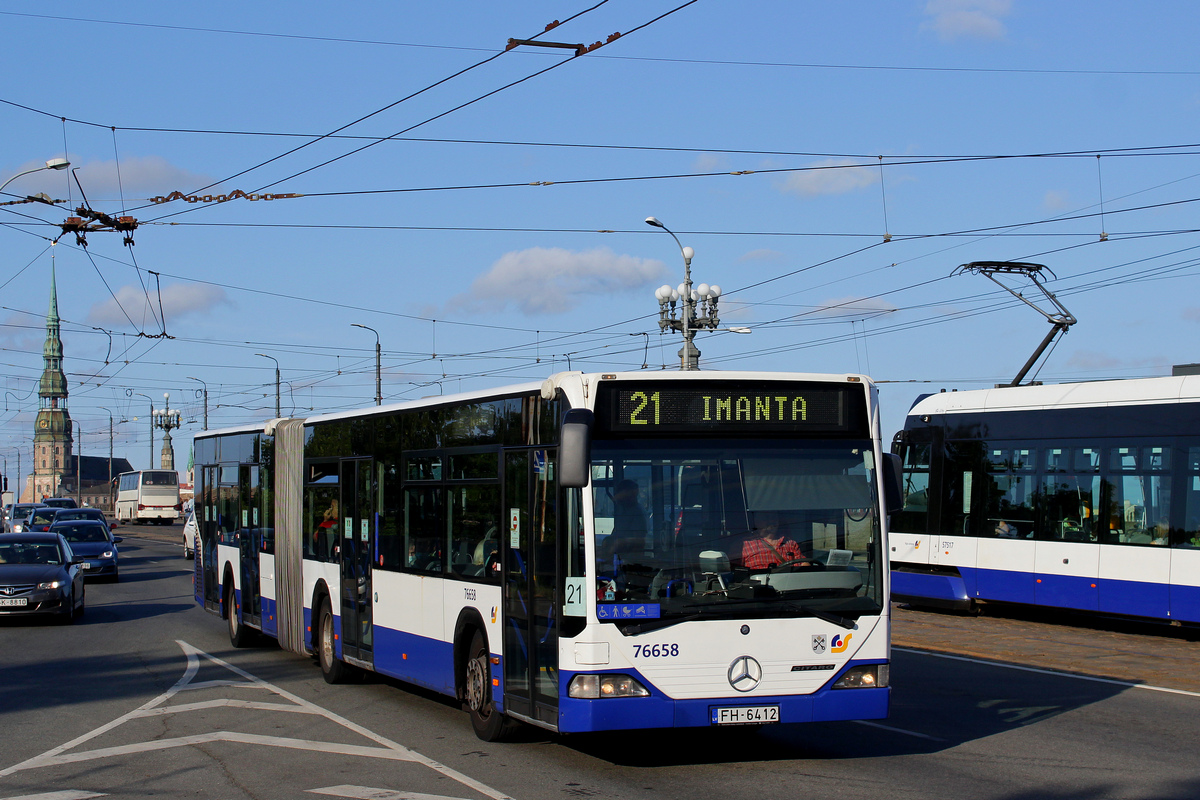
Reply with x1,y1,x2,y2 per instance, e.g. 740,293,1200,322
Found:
890,376,1200,623
194,371,900,740
114,469,182,525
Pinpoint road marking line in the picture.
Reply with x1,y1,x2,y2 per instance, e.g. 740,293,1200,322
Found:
134,699,318,716
0,793,106,800
27,732,418,768
894,646,1200,698
853,719,945,741
309,786,474,800
0,641,516,800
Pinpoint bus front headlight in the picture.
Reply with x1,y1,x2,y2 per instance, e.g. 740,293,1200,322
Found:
568,673,651,698
833,664,888,689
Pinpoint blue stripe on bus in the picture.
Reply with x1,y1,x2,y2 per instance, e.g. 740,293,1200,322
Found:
895,566,1195,621
372,625,457,696
261,596,277,636
556,662,889,733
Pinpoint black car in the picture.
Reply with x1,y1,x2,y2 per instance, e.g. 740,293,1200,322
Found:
42,498,79,510
49,521,122,581
25,507,60,533
50,507,114,537
0,532,85,622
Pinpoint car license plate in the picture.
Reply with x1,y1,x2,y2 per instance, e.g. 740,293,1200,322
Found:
81,562,92,569
0,597,28,607
711,705,780,725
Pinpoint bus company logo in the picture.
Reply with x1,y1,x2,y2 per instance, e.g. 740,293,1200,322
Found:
727,655,762,692
812,634,827,654
831,633,853,653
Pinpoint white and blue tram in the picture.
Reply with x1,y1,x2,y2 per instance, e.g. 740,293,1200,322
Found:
194,371,900,739
890,375,1200,623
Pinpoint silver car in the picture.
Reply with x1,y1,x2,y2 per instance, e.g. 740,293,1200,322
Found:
182,512,198,559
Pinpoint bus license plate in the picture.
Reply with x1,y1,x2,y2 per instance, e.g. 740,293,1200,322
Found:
0,597,28,607
712,705,779,725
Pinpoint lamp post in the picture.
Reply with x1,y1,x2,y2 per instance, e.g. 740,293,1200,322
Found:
128,391,154,468
646,216,723,370
153,392,182,471
73,420,82,507
99,407,126,514
351,324,382,406
186,376,208,430
255,354,281,417
0,157,70,195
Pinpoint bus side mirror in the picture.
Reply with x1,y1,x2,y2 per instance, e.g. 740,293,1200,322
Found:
559,408,593,489
882,453,903,516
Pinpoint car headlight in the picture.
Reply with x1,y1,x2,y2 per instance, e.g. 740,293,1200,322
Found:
38,580,63,590
101,550,114,559
568,673,651,699
833,664,888,689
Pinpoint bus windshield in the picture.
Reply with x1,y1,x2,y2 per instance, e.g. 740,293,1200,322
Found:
591,438,884,625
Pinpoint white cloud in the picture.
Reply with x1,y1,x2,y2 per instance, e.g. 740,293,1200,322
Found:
61,156,213,198
1043,190,1070,211
449,247,667,315
86,283,229,327
779,159,878,197
921,0,1011,42
738,249,785,262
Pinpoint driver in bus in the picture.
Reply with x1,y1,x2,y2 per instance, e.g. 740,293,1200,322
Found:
741,511,809,569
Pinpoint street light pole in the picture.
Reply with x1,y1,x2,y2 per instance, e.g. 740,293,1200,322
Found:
255,354,281,417
352,324,382,406
129,391,154,468
186,376,208,430
646,216,724,370
0,157,70,195
74,420,82,507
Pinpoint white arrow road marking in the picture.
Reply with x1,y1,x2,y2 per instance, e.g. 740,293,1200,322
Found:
310,786,475,800
1,641,515,800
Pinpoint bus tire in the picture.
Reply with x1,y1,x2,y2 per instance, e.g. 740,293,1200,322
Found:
226,583,254,648
464,629,515,742
317,598,351,684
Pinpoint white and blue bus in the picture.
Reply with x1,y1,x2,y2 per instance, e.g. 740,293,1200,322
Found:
890,375,1200,623
194,371,899,740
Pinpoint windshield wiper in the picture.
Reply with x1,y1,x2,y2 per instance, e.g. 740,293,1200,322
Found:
617,612,705,636
783,602,856,629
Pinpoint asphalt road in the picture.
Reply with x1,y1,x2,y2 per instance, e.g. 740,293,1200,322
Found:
2,526,1198,800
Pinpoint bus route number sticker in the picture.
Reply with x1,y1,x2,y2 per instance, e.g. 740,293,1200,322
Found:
510,508,520,547
564,577,586,617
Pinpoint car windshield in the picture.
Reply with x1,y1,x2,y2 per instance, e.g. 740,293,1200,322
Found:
0,541,63,565
55,526,108,543
591,438,884,628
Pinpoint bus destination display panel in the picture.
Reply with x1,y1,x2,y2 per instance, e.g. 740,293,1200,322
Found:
599,381,863,435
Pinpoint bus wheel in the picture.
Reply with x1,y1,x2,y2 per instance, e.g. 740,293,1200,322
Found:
464,630,515,742
317,598,350,684
227,584,254,648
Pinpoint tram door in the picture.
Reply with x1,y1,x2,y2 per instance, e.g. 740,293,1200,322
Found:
503,448,559,726
238,465,262,626
339,459,375,663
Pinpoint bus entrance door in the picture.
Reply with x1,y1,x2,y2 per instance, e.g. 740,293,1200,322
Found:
238,465,262,627
503,448,560,728
339,458,375,665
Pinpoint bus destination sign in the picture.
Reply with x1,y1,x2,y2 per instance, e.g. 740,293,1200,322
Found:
600,382,855,434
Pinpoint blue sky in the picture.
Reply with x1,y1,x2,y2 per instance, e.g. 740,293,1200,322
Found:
2,1,1199,480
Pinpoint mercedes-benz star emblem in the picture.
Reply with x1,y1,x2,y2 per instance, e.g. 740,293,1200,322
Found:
727,655,762,692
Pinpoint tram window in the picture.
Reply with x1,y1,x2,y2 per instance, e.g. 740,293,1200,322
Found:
1039,474,1100,542
1182,460,1200,548
447,484,500,580
896,442,932,535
